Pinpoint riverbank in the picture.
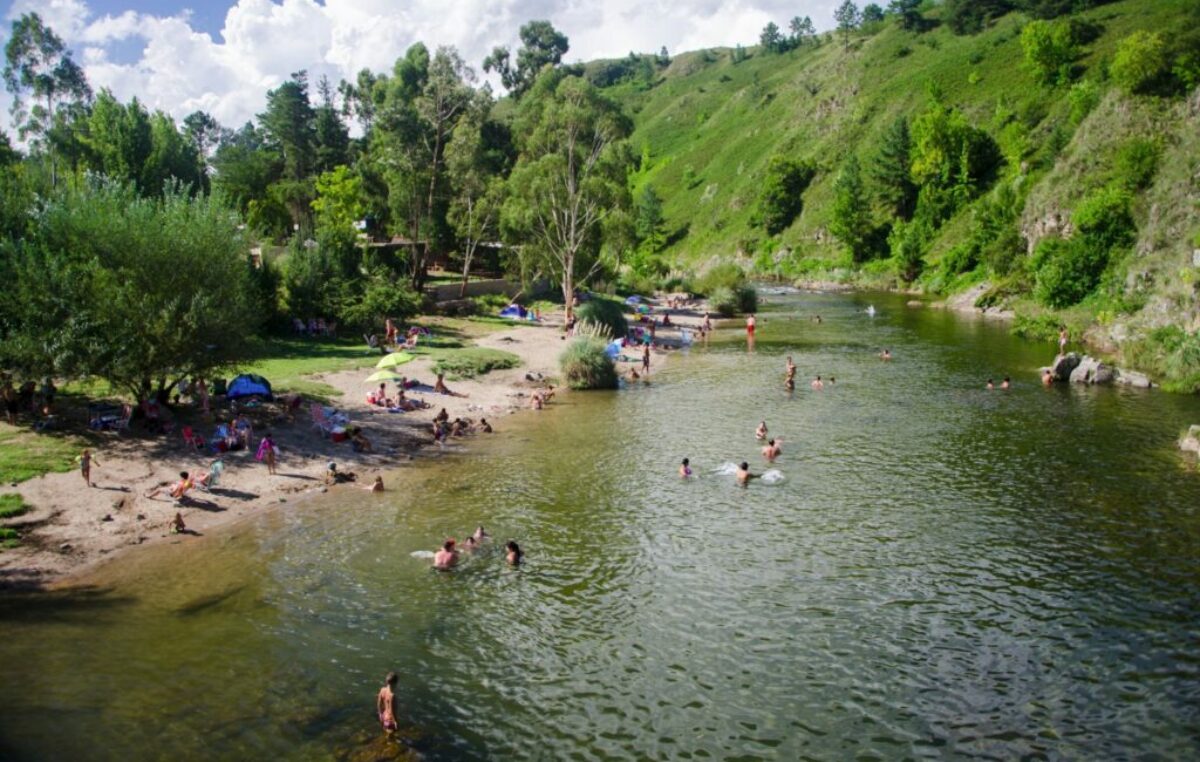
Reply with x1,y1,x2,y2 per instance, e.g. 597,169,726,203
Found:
0,303,705,590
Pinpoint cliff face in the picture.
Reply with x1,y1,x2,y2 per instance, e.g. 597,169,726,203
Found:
593,0,1200,390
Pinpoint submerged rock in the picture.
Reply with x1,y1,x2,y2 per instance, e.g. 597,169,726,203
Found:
1182,425,1200,454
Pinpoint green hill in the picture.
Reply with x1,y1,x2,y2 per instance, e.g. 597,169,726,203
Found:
594,0,1200,389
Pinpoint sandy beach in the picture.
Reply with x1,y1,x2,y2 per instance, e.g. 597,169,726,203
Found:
0,304,708,589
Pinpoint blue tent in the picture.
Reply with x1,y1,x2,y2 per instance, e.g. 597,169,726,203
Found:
605,339,623,359
226,373,273,400
624,295,643,305
499,305,527,319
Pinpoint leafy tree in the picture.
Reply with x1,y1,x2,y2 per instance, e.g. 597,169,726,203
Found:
3,13,92,185
0,181,260,401
183,110,226,162
446,91,506,296
760,23,784,53
830,155,874,262
501,74,633,320
259,71,317,182
789,16,817,46
312,165,365,234
635,185,666,251
0,131,18,167
658,46,671,66
211,122,284,224
754,156,816,235
314,75,350,173
1020,19,1078,86
888,218,931,282
945,0,1014,35
887,0,924,31
834,1,862,48
80,90,204,196
338,69,382,133
862,4,886,24
910,97,1002,221
870,116,917,220
483,20,569,98
1110,31,1169,95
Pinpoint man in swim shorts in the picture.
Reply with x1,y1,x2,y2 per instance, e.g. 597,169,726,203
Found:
736,462,756,487
434,539,459,569
762,439,782,462
377,672,400,732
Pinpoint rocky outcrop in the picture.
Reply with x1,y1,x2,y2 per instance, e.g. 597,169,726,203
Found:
1115,369,1154,389
1069,356,1116,385
1181,425,1200,455
1050,353,1081,381
1043,353,1156,387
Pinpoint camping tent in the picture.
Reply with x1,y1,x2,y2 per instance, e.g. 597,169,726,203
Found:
605,339,623,359
499,304,527,319
226,374,273,400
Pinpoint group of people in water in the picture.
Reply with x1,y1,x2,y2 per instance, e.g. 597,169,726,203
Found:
432,525,523,570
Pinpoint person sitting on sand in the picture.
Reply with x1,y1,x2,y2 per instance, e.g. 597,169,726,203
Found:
350,427,373,453
762,438,782,463
434,372,467,397
479,418,493,433
195,458,225,491
506,541,523,566
736,462,757,487
434,539,460,569
325,462,357,485
169,512,187,535
146,471,193,501
363,475,384,492
628,368,640,381
377,672,400,733
680,457,693,478
812,375,824,391
755,421,768,440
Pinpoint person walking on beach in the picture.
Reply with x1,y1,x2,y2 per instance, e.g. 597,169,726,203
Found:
642,344,651,375
377,672,400,733
257,432,278,475
78,448,99,487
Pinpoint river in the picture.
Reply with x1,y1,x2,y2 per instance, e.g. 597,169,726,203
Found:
2,291,1199,760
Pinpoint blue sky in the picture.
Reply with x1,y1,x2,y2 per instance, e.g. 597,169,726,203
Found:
2,0,840,138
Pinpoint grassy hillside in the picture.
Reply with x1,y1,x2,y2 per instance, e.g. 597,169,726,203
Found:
592,0,1200,389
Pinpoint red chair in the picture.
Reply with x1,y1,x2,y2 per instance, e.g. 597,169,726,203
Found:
182,425,205,451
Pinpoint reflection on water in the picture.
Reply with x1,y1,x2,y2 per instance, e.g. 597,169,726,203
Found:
3,292,1200,760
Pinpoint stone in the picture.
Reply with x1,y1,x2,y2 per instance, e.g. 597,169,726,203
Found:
1069,356,1097,384
1051,352,1081,381
101,514,113,522
1182,425,1200,455
1116,369,1153,388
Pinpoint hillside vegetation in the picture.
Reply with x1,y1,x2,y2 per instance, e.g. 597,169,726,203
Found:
596,0,1200,389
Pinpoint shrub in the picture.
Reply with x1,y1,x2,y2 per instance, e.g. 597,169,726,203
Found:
1072,186,1135,251
575,297,628,338
1068,80,1101,125
559,337,618,390
694,262,746,295
0,495,30,520
1011,312,1062,341
1021,19,1078,86
1111,30,1169,95
1112,138,1161,191
753,156,816,235
1124,326,1200,393
709,286,738,317
432,348,520,379
1031,237,1107,307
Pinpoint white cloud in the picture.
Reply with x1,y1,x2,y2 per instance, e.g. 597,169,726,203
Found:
0,0,842,140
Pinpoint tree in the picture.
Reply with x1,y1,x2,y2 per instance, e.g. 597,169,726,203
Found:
314,75,350,173
945,0,1014,35
483,20,569,98
658,46,671,66
862,4,886,24
760,23,784,54
635,185,666,252
887,0,924,31
183,110,225,161
870,116,917,220
910,97,1002,222
312,165,365,234
830,155,874,262
1020,19,1078,85
502,74,633,320
1110,31,1169,95
754,156,816,235
4,13,92,185
259,71,317,182
446,91,506,296
0,180,260,401
835,1,862,48
790,16,817,47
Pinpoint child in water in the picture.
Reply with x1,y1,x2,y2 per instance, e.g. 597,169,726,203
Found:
679,458,693,478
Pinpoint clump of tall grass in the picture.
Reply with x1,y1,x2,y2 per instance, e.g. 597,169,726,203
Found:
575,297,629,338
559,336,618,390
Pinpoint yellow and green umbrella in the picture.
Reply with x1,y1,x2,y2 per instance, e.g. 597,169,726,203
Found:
375,352,415,369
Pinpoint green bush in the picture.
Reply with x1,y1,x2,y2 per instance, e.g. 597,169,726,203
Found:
1112,138,1161,191
753,156,816,235
1073,186,1135,251
1111,30,1169,95
559,337,618,390
709,286,738,317
432,348,520,379
1031,237,1107,308
693,262,746,295
1021,19,1079,86
1067,79,1101,125
1011,312,1062,341
575,297,629,339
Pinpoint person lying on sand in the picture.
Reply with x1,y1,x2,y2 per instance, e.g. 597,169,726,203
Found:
325,462,357,485
434,539,460,569
146,472,194,501
434,373,467,397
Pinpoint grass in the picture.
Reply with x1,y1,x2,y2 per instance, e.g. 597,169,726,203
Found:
237,337,381,401
427,348,521,380
0,494,31,520
0,527,18,549
0,426,84,485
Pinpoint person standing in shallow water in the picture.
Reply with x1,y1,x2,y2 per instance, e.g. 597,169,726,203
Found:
642,343,651,375
377,672,399,733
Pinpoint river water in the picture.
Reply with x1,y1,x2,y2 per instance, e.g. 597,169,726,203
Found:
2,291,1199,760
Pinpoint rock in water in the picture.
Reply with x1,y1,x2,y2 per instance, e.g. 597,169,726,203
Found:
1116,369,1154,388
1182,425,1200,455
1051,352,1081,381
1069,356,1115,385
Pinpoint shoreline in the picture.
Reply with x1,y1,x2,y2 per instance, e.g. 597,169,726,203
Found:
0,305,706,591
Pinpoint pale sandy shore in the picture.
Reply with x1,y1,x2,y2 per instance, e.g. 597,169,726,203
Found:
0,304,707,590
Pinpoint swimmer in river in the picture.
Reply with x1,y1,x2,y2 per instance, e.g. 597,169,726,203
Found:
736,461,758,487
1042,368,1054,387
680,457,693,478
363,476,384,492
811,375,825,391
463,536,479,552
377,672,400,733
473,525,490,543
762,438,782,462
755,421,768,440
434,539,459,569
785,356,797,381
986,378,995,390
880,348,892,361
1001,376,1011,390
785,377,795,392
829,376,836,385
506,541,523,565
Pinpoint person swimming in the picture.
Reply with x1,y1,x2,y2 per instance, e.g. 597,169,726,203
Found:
762,438,782,463
463,536,479,552
986,378,995,390
811,375,824,391
880,348,892,361
363,475,384,492
735,461,757,487
679,457,693,478
473,525,490,543
434,539,459,569
505,541,523,566
1042,368,1054,387
1001,376,1011,390
755,421,768,440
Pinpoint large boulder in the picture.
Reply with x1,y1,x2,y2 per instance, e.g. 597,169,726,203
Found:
1181,425,1200,455
1051,352,1081,381
1068,355,1116,385
1116,369,1154,389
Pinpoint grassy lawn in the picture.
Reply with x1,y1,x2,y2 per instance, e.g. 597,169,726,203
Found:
0,494,30,520
237,337,381,401
0,426,84,484
427,348,521,380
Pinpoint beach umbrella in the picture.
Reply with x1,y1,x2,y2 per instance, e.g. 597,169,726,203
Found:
365,370,406,383
375,352,415,369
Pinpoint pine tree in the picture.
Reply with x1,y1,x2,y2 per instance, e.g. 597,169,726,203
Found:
870,116,917,220
830,155,873,261
835,1,862,48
